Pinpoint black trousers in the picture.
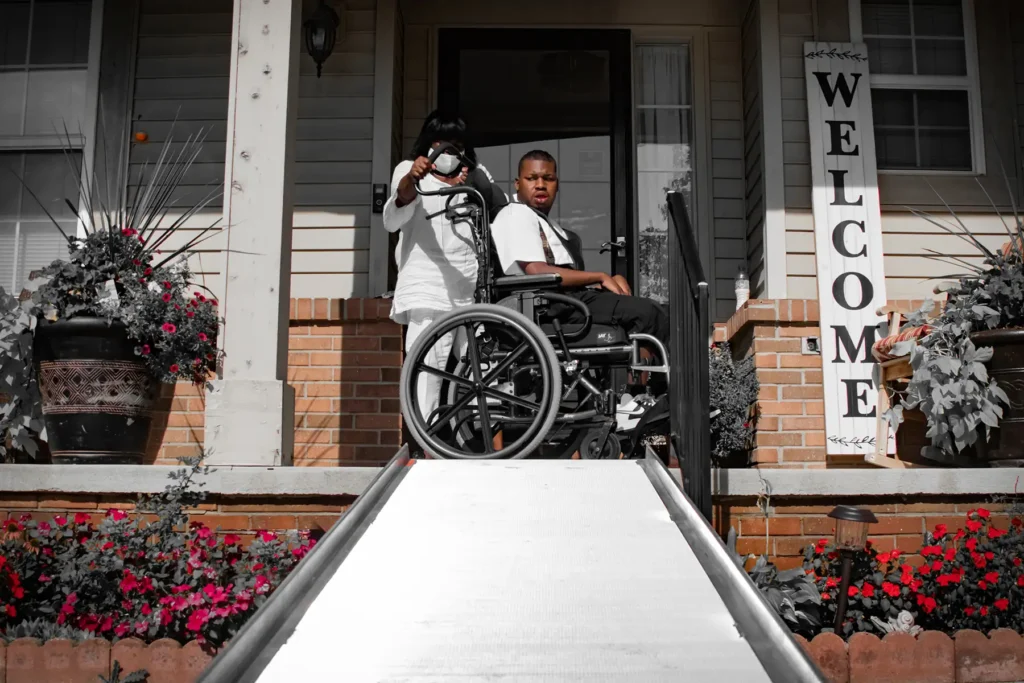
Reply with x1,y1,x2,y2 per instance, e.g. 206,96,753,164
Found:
559,288,670,346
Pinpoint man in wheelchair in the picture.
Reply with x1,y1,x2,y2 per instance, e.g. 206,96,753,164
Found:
398,146,670,461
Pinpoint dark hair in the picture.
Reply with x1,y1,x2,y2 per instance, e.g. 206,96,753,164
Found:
409,109,477,165
517,149,557,176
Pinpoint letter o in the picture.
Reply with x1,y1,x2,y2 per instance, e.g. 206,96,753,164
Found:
832,272,873,311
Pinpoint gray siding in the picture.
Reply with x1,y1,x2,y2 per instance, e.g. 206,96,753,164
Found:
741,0,766,298
778,0,813,213
128,0,377,299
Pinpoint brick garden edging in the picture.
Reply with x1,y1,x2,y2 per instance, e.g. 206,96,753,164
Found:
0,638,212,683
795,629,1024,683
1,630,1022,682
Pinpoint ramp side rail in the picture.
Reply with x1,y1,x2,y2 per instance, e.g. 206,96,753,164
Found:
642,447,825,682
196,445,412,683
666,190,712,520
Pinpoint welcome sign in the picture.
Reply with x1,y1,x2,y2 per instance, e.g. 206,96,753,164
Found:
804,42,891,455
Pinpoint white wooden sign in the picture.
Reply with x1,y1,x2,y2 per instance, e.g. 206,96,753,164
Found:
804,42,891,455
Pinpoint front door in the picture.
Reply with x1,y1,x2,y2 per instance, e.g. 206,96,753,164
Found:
437,29,634,283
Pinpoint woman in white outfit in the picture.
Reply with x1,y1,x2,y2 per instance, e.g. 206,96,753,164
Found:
382,110,505,424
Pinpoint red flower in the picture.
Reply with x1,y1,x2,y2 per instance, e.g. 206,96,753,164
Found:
162,322,176,334
4,605,15,618
979,580,988,590
195,526,212,540
160,609,173,626
211,300,218,306
144,267,153,276
132,259,142,266
890,549,902,561
861,583,875,598
882,582,901,598
121,227,136,237
954,529,965,541
101,541,114,551
1013,518,1022,528
141,344,151,355
931,560,943,571
174,304,181,310
922,596,937,614
964,606,976,616
981,606,989,616
258,531,276,543
114,623,130,638
198,333,208,342
921,545,942,557
186,310,195,318
966,520,982,533
977,508,991,519
37,521,51,533
74,512,90,525
121,571,139,593
985,551,995,560
995,598,1009,611
933,523,948,538
254,575,271,595
945,547,956,562
162,292,172,303
107,509,128,521
169,364,179,373
848,585,860,597
224,534,240,546
1017,576,1024,587
186,608,210,632
966,536,978,551
937,573,961,587
1014,558,1022,567
163,281,172,289
139,278,147,284
824,577,839,588
985,571,999,584
876,552,891,563
919,564,932,575
53,515,67,527
988,526,1006,539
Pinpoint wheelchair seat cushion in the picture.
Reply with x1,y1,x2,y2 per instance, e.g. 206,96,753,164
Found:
540,322,628,347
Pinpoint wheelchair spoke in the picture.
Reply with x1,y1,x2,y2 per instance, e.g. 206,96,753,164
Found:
418,364,476,390
480,341,530,387
426,389,478,437
463,324,496,452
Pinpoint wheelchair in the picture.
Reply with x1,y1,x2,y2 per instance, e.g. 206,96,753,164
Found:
398,144,670,461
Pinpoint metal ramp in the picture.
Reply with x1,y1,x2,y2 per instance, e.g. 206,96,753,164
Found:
198,448,825,683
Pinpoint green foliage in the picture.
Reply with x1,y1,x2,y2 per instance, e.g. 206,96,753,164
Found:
0,288,44,462
884,187,1024,462
0,617,96,643
710,343,759,464
100,660,149,683
726,528,822,638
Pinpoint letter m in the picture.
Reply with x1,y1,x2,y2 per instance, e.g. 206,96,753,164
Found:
813,72,862,108
832,324,879,363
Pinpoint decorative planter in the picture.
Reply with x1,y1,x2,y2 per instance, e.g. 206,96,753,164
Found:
970,328,1024,467
32,318,156,464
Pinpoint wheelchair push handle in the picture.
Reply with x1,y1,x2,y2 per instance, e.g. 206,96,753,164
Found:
415,142,470,198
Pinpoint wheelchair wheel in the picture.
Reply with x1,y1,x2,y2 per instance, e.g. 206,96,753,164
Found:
400,304,561,459
580,430,622,460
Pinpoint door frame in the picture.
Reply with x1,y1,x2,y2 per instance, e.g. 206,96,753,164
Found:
436,28,636,283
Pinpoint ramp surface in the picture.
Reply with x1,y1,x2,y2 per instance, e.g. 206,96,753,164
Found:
256,460,770,682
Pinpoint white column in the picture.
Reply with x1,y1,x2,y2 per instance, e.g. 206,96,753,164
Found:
205,0,301,466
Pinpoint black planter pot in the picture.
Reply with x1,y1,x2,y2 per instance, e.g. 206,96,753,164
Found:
971,328,1024,467
33,318,156,464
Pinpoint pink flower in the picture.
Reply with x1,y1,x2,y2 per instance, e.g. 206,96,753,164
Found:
162,292,172,303
53,515,67,527
186,310,195,318
37,521,51,533
135,621,150,635
169,364,179,373
132,259,142,266
74,512,91,525
198,333,208,342
144,267,153,276
107,509,128,521
163,281,172,290
258,531,276,543
162,322,176,334
224,534,240,546
141,344,151,355
115,623,130,638
195,525,212,540
186,608,210,632
121,227,137,237
139,278,147,284
254,575,271,595
211,300,218,306
160,609,173,626
142,604,153,616
120,571,139,593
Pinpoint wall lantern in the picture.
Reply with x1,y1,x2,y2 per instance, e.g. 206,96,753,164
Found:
303,0,341,78
828,505,878,631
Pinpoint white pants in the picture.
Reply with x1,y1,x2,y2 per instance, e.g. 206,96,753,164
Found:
405,311,461,424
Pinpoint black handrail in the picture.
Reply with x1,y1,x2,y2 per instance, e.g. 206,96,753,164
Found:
665,191,712,521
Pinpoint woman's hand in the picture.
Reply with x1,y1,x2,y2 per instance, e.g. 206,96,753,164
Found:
396,157,432,205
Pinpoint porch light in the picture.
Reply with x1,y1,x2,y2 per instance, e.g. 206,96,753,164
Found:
303,0,341,78
828,505,878,631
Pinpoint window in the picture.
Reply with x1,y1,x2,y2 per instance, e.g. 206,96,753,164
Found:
634,43,693,303
852,0,983,173
0,0,93,292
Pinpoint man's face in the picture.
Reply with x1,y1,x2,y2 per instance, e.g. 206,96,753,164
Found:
515,159,558,212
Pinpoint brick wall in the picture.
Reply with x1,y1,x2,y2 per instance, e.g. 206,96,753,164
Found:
716,299,931,468
145,297,403,466
716,496,1023,570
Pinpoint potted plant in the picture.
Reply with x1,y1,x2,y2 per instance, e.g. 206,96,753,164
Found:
709,342,759,467
2,127,223,464
886,186,1024,466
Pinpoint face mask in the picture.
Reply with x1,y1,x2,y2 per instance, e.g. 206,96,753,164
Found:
433,152,461,176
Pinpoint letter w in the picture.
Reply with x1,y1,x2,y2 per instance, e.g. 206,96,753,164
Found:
813,72,862,108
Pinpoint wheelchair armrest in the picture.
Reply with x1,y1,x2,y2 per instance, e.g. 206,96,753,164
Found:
494,273,563,292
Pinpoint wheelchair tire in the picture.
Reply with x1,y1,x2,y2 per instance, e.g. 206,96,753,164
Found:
400,304,561,460
580,431,622,460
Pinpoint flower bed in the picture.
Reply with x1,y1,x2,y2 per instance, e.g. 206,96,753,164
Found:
806,508,1023,638
0,460,316,653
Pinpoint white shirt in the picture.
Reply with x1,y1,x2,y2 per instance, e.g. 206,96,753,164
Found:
382,160,504,324
490,202,575,276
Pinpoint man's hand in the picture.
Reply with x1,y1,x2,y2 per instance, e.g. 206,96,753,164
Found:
598,273,627,295
612,274,632,296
